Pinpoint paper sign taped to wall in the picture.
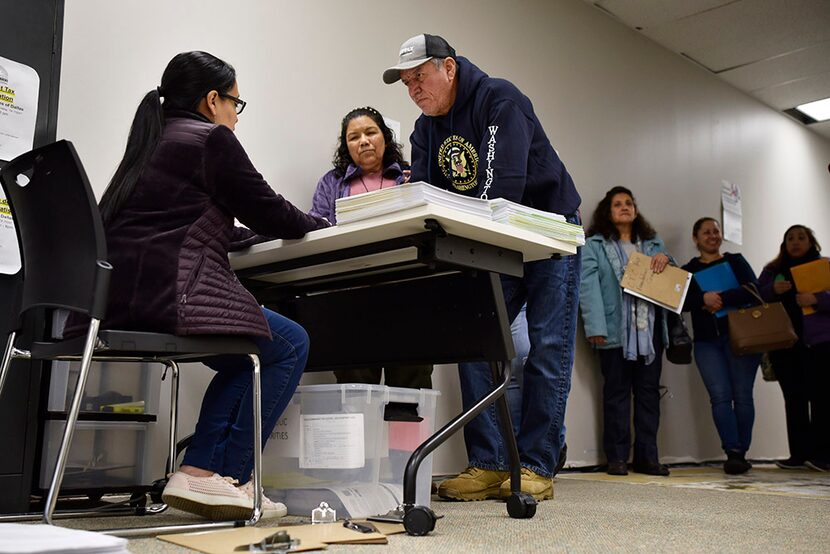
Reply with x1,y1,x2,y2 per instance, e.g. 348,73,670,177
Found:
0,55,39,162
0,192,20,274
300,413,364,469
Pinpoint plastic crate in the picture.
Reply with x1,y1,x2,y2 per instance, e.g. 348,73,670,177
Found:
39,420,152,492
262,384,440,518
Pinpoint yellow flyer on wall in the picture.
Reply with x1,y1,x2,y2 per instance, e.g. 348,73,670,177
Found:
0,193,21,274
0,55,40,162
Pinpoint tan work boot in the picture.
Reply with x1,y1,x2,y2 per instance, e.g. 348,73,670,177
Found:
499,467,553,501
437,467,510,501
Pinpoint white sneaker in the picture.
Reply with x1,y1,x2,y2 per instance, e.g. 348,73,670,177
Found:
162,471,253,521
237,480,288,519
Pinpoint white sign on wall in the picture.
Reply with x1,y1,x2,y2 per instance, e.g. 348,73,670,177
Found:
721,179,743,245
0,55,40,162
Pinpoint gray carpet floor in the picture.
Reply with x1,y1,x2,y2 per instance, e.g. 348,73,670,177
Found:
50,466,829,553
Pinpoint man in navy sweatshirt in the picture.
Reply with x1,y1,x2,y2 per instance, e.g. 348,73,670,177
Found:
383,34,582,502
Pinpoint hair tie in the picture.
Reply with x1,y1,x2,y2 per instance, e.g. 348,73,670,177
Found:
156,86,164,98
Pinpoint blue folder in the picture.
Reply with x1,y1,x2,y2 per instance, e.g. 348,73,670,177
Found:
693,262,739,318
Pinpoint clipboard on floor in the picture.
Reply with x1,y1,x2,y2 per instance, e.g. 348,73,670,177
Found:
620,252,692,314
790,258,830,315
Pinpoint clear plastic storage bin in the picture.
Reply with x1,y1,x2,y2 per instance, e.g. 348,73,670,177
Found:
47,360,161,416
262,384,440,518
39,420,152,491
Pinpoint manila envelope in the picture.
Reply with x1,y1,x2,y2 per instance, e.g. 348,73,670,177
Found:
159,520,403,554
620,252,692,313
790,259,830,315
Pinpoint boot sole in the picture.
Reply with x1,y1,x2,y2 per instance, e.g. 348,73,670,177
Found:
437,486,503,501
499,487,554,501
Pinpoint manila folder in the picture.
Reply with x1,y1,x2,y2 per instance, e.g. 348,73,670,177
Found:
620,252,692,313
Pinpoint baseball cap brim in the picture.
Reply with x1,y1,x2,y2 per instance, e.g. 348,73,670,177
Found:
382,57,435,84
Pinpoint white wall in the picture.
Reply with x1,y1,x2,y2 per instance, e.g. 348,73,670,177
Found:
58,0,830,474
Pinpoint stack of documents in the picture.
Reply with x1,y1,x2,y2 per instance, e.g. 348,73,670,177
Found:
335,181,491,223
620,252,692,314
489,198,585,246
335,182,585,246
0,524,130,554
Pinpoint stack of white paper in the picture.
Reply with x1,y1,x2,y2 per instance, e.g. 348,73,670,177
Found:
489,198,585,246
335,181,491,223
0,524,130,554
335,181,585,247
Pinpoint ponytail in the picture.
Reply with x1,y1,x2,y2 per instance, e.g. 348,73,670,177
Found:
99,89,164,225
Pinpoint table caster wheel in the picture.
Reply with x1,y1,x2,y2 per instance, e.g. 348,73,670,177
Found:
403,505,437,536
506,492,537,519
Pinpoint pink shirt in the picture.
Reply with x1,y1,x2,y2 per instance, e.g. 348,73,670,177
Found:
348,171,388,196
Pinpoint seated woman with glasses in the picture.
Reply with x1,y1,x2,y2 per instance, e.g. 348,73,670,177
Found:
93,51,329,520
309,106,432,390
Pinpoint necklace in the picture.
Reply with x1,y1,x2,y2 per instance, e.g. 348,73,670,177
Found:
359,173,385,193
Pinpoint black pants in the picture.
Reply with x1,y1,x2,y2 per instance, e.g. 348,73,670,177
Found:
598,328,664,464
771,341,830,462
333,364,433,389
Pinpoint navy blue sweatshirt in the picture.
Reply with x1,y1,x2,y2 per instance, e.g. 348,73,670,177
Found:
681,253,759,341
409,57,581,217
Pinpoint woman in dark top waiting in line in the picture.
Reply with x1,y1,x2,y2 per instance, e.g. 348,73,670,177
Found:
95,51,329,520
309,106,432,390
759,225,830,472
681,217,760,475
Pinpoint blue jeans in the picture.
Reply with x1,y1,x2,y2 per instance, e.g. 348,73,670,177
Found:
182,308,308,483
459,240,582,477
694,335,760,453
507,304,566,448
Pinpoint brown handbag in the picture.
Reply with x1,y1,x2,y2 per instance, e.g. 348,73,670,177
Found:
727,284,798,356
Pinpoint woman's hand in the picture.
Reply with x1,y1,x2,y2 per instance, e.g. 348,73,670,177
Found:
773,280,793,295
587,336,607,346
703,291,723,313
796,293,817,307
650,253,669,274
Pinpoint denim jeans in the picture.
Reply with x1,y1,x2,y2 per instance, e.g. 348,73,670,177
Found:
459,237,582,477
693,335,760,453
507,304,566,448
181,307,308,483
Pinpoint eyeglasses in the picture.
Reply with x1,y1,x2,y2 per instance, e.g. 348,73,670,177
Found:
220,92,247,115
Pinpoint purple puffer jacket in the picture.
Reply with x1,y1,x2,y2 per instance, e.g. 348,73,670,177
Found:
759,258,830,347
99,111,329,338
309,163,404,224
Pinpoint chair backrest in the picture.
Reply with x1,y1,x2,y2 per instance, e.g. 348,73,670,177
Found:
0,140,111,320
0,271,22,335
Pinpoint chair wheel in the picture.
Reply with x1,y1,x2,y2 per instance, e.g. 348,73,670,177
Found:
129,492,147,508
403,505,437,536
149,478,167,504
506,492,537,519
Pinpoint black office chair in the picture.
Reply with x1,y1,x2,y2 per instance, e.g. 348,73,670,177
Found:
0,140,266,537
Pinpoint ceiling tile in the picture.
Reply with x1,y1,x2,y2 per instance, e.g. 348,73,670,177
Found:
753,71,830,110
807,119,830,141
719,41,830,92
640,0,830,71
587,0,733,29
